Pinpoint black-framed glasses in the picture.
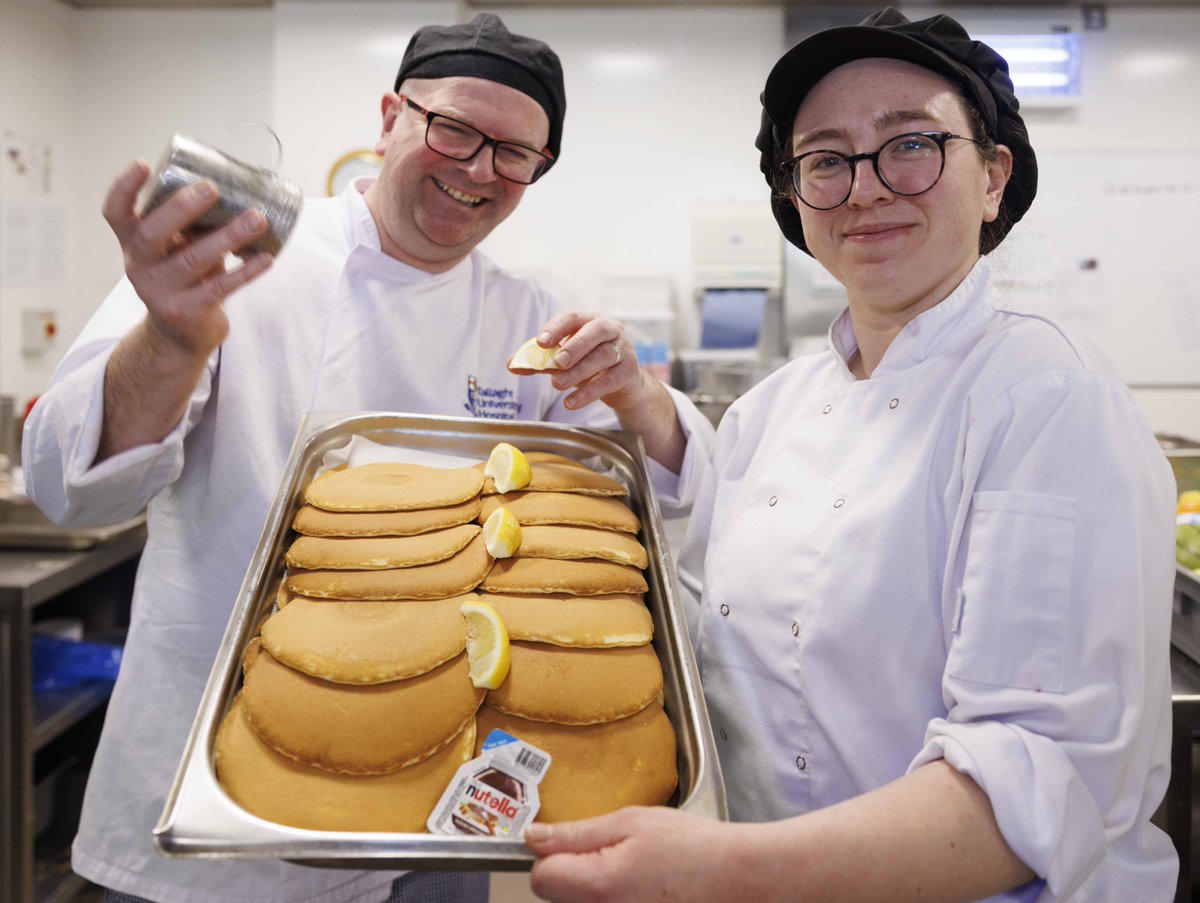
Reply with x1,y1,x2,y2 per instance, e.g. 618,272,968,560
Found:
400,95,554,185
780,131,983,211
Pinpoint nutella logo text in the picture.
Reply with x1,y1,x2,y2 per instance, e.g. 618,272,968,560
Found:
465,783,520,820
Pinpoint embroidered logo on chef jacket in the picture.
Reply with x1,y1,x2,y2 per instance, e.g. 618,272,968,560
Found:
464,375,523,420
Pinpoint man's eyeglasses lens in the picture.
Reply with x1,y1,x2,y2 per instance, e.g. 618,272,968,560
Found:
788,132,957,211
424,114,550,185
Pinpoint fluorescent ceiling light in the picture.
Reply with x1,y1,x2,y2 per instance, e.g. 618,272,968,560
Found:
1011,72,1072,88
588,52,663,77
978,33,1081,99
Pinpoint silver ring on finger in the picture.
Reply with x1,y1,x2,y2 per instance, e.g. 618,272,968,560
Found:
612,341,622,365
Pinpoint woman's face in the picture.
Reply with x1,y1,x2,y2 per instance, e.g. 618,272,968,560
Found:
790,58,1010,318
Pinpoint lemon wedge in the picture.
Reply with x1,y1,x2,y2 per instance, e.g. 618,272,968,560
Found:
460,599,511,689
484,442,533,494
509,336,562,371
482,505,522,558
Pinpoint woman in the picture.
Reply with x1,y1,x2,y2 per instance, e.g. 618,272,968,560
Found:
526,9,1178,902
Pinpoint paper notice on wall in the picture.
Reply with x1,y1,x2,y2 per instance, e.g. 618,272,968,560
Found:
1169,273,1200,352
2,130,53,196
0,201,66,284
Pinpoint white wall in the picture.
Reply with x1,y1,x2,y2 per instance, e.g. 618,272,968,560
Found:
948,4,1200,438
0,0,76,410
273,0,462,195
474,6,782,320
0,0,273,411
3,0,1198,438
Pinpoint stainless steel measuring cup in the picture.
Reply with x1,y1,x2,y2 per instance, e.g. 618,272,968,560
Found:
140,133,302,258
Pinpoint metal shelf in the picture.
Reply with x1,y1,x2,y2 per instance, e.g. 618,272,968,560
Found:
33,683,113,751
2,525,145,903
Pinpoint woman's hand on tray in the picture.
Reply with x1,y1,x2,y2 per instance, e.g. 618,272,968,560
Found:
526,806,748,902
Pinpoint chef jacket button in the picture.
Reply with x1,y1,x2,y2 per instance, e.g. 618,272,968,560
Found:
822,404,832,414
791,622,799,637
719,728,728,741
889,397,900,409
795,754,807,771
768,495,778,507
833,498,845,508
720,603,730,616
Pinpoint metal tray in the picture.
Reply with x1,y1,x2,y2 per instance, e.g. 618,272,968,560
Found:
154,412,726,870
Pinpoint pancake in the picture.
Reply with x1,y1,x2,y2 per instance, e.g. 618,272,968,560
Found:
216,694,475,832
305,463,485,512
288,533,492,600
484,593,653,647
513,525,648,569
486,641,663,725
475,704,676,823
241,644,484,774
482,557,648,596
479,492,640,534
260,594,472,683
293,497,482,537
286,524,480,570
275,576,294,610
481,461,626,497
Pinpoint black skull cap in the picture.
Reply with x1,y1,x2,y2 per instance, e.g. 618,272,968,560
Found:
756,6,1037,255
395,12,565,163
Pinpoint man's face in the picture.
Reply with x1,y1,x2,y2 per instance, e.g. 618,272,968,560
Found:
364,76,551,272
790,58,1009,317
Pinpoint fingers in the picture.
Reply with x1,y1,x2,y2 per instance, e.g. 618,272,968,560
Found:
531,852,609,903
525,813,631,855
553,327,639,411
536,310,591,347
527,814,639,903
102,159,151,247
127,181,221,262
127,208,269,304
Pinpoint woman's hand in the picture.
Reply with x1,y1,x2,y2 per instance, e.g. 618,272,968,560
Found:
509,311,646,412
526,807,746,903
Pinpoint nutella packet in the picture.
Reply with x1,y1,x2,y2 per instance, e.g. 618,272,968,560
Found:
426,729,551,838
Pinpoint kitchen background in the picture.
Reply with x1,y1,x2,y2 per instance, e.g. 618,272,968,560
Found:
2,0,1199,438
3,3,1200,902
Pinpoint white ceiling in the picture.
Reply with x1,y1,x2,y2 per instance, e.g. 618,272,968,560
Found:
51,0,1200,9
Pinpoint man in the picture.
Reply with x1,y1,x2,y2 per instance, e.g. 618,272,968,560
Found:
23,13,712,903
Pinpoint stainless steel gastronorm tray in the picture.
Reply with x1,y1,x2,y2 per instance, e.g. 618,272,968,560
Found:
154,412,726,870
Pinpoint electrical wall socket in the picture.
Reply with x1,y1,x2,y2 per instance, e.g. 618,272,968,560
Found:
21,309,58,356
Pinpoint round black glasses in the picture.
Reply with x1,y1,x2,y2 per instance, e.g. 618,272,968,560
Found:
780,131,983,211
400,96,554,185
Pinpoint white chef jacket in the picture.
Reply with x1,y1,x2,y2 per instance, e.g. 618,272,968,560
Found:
22,179,713,903
678,258,1177,902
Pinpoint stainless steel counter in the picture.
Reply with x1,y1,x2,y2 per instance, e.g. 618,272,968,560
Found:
1,523,146,903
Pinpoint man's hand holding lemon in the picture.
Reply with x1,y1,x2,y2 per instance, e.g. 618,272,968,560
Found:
508,311,686,473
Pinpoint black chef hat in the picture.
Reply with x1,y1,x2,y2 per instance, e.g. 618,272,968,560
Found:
756,6,1037,256
394,12,566,163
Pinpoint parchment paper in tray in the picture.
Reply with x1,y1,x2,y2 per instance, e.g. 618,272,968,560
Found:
153,412,725,870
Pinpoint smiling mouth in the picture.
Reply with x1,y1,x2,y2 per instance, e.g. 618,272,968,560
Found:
433,178,484,208
844,223,911,241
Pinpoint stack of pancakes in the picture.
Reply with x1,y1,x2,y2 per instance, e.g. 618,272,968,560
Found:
475,452,677,823
215,451,677,833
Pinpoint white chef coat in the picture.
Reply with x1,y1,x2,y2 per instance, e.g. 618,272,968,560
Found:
678,258,1177,902
23,179,712,903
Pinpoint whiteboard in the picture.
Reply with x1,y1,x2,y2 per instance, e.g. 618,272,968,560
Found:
988,151,1200,387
